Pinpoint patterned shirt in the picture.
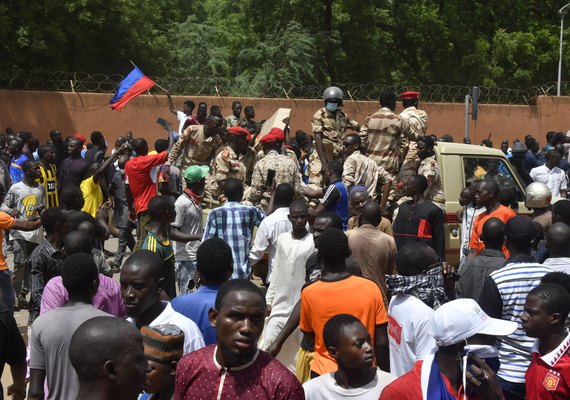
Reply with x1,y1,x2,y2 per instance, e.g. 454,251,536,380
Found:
246,150,301,209
362,107,417,174
305,148,323,187
175,345,304,400
166,125,222,169
417,155,445,204
342,150,391,197
38,163,58,208
142,231,176,299
311,107,360,153
28,239,64,323
202,202,265,279
213,145,246,183
399,106,427,164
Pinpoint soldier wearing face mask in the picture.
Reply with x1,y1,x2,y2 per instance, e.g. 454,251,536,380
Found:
312,86,360,177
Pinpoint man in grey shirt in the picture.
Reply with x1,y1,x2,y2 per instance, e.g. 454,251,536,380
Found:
28,253,110,400
458,217,506,301
1,159,45,309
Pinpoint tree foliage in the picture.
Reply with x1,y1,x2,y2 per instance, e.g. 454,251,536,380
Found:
2,0,570,95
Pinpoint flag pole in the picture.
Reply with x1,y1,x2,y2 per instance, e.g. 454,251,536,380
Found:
129,60,169,93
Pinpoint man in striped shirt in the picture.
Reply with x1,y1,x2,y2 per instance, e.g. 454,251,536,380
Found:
37,144,58,208
479,216,552,400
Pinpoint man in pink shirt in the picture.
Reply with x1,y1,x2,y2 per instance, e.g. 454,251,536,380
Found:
125,138,169,251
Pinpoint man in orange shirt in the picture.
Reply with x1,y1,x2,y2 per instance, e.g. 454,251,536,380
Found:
469,179,516,258
300,227,389,377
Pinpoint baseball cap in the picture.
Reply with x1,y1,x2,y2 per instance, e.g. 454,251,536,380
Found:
504,215,537,242
433,298,518,347
183,165,209,183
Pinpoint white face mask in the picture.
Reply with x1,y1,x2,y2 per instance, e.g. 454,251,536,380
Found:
325,102,338,112
463,344,499,359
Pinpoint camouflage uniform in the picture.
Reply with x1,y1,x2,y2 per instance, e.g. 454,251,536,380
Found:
305,148,323,188
418,155,445,210
166,125,222,169
225,114,241,128
399,106,428,177
342,150,390,200
311,107,360,158
214,146,246,183
246,150,302,210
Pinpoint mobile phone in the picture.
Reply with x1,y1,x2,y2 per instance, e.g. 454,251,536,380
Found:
265,169,276,187
156,117,168,128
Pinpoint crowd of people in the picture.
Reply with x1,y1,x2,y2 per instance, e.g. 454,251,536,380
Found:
0,87,570,400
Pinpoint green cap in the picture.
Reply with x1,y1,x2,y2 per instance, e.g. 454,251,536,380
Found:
183,165,209,183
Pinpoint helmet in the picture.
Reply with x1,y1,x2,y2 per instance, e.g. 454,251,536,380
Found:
525,182,552,209
322,86,343,101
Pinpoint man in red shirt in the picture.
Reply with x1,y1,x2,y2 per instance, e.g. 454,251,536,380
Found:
522,282,570,400
468,179,516,259
125,138,168,251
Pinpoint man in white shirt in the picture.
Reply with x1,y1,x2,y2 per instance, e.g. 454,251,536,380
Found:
166,92,198,136
249,183,295,284
120,250,205,354
385,242,440,377
530,149,567,197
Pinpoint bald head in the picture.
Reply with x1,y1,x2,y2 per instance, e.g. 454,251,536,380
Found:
547,222,570,257
360,201,382,227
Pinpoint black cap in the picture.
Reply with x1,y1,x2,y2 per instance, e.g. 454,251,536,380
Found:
504,216,537,243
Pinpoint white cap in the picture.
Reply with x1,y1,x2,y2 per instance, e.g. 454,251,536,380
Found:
433,299,518,347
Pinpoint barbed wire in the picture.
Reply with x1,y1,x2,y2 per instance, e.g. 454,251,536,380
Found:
0,69,568,105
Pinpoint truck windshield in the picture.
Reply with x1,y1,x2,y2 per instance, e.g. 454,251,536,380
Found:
463,157,524,204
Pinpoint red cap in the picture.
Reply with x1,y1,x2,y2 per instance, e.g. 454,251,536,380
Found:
227,126,251,142
400,91,420,100
259,128,285,144
74,134,87,143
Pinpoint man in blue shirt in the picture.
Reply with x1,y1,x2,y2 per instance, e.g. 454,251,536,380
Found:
171,237,233,345
7,138,28,184
522,136,543,173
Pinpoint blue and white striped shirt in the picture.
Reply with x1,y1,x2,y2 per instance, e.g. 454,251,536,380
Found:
203,202,265,279
481,262,552,383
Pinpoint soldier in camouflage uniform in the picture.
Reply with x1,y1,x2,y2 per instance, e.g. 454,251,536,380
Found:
341,133,392,205
312,86,360,177
361,91,419,207
212,126,251,200
417,135,445,210
246,128,302,210
399,91,428,177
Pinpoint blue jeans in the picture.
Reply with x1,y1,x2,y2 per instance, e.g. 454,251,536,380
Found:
175,260,197,295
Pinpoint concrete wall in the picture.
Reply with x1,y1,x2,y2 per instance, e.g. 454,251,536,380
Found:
1,90,570,147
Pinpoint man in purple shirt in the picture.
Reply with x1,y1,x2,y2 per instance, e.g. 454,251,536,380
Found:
58,137,88,192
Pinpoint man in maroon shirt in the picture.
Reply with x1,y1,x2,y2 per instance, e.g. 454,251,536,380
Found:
125,138,168,251
174,279,304,400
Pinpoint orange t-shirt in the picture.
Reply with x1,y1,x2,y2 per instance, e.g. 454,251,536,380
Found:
300,275,388,375
469,205,516,258
0,211,15,270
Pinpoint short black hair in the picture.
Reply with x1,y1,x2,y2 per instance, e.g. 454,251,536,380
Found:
315,212,343,230
22,159,37,174
323,314,362,349
295,130,308,147
529,283,570,320
244,105,254,114
223,178,243,201
70,316,142,381
210,105,222,117
196,238,233,284
61,253,99,296
231,100,242,108
184,100,195,110
90,131,105,146
481,179,500,195
396,242,438,275
59,186,84,211
38,144,55,159
418,135,435,148
360,201,381,226
8,138,23,151
123,250,163,281
215,279,264,310
289,198,308,213
64,231,93,255
328,160,343,177
481,217,505,250
409,174,428,193
553,199,570,224
317,228,349,266
41,208,67,234
154,139,168,153
525,136,537,149
379,91,397,107
148,195,174,220
274,183,294,207
541,272,570,295
133,138,148,155
344,133,361,146
66,210,97,231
